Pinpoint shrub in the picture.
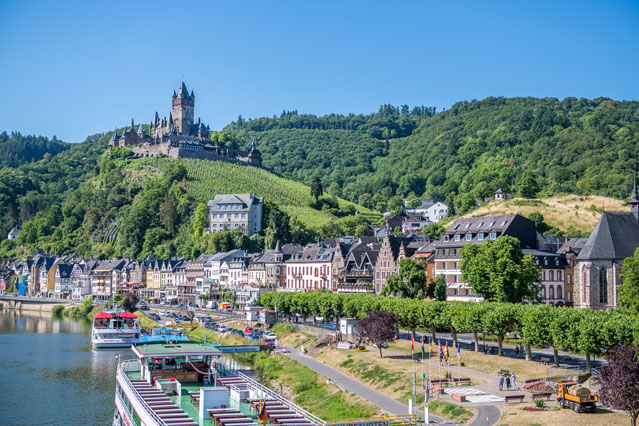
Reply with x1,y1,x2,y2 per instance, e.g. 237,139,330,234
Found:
52,305,65,316
535,399,545,408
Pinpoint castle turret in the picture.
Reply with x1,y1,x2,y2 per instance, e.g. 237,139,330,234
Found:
172,82,194,135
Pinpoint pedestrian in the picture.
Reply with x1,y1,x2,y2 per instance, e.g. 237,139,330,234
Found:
498,375,504,391
506,375,511,391
511,372,517,390
439,351,443,365
515,344,520,358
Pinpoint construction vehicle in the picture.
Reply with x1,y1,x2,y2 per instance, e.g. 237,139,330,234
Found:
556,380,598,413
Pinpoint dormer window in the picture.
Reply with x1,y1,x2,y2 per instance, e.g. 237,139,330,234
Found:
453,224,460,230
544,258,548,266
489,221,495,227
500,221,507,226
489,232,497,239
477,222,484,228
455,234,461,241
466,234,472,241
464,223,471,229
443,235,449,242
478,233,484,241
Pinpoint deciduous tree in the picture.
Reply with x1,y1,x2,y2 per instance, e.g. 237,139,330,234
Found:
596,345,639,426
358,310,398,358
382,258,427,299
620,248,639,314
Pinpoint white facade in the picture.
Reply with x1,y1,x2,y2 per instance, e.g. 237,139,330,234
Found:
284,261,333,292
207,193,263,236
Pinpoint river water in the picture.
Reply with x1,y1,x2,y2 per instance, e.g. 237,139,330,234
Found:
0,310,130,426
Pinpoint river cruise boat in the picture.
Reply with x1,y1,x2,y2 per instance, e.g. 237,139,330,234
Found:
113,341,325,426
140,327,190,344
92,309,142,348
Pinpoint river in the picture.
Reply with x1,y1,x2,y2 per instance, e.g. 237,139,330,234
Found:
0,310,130,426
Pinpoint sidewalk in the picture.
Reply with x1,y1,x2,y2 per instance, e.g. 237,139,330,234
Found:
283,345,462,425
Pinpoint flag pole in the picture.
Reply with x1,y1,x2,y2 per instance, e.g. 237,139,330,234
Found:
411,334,416,405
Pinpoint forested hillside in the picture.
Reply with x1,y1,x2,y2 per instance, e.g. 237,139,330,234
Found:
0,131,69,168
227,97,639,214
0,147,377,260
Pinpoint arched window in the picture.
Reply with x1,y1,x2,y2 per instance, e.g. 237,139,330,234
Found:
549,286,554,299
557,286,563,300
582,268,588,302
550,271,554,281
314,268,319,277
542,286,547,300
599,268,608,304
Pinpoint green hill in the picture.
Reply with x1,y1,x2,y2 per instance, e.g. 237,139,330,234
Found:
0,131,70,168
125,157,378,228
227,97,639,214
1,147,378,260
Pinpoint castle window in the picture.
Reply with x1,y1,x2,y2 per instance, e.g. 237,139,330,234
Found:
599,268,608,304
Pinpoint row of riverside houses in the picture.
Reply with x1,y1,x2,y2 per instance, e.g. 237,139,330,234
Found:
3,182,638,310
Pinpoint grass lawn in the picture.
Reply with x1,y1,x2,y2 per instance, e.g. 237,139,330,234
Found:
497,400,627,426
390,338,566,382
428,400,474,425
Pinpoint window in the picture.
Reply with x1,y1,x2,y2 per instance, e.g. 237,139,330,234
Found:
466,234,472,241
455,234,461,241
477,222,484,228
490,232,497,239
443,235,449,242
549,286,554,299
464,223,471,229
542,286,546,299
478,233,484,241
488,221,495,227
544,258,548,266
500,221,507,226
599,268,608,304
549,271,554,281
453,224,460,230
557,286,563,300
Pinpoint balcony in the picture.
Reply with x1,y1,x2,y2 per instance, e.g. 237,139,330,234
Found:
334,283,375,294
342,270,374,279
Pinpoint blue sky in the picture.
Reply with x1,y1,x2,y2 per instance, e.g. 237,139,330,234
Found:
0,1,637,142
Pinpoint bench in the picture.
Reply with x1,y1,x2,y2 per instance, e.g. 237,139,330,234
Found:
504,394,525,404
532,392,553,401
539,357,551,365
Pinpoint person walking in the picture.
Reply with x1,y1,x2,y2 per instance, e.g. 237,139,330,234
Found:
511,372,517,390
506,375,511,391
498,374,504,391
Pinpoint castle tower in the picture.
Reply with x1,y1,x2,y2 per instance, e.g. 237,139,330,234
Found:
629,172,639,219
172,82,194,135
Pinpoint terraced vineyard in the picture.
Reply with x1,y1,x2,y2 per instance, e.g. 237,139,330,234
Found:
126,157,380,228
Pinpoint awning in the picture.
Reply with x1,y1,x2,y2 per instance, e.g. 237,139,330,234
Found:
94,312,113,319
118,312,138,319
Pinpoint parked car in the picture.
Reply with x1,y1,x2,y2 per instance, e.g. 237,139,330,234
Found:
263,338,276,346
264,332,277,339
217,325,228,333
244,327,253,334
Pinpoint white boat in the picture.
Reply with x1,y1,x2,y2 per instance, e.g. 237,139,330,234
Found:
92,308,141,348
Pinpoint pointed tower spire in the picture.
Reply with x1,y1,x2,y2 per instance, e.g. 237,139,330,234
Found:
154,111,160,126
131,118,135,130
274,240,282,252
169,112,174,125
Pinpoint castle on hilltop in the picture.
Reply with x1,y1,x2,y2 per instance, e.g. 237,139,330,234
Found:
108,82,262,167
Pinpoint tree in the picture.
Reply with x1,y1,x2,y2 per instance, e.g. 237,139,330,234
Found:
460,236,541,303
422,223,445,240
358,310,398,358
517,171,539,198
121,292,140,313
596,345,639,426
434,275,448,301
382,258,427,299
482,303,520,356
527,212,550,234
620,248,639,314
311,174,323,200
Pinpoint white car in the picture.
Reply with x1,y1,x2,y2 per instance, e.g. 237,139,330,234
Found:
264,332,277,339
217,326,228,333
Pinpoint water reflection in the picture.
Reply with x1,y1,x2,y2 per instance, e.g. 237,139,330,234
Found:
0,310,132,426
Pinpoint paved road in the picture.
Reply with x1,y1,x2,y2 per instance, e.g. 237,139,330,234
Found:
469,406,501,426
283,346,461,425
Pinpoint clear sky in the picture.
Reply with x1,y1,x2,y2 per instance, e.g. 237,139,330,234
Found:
0,0,637,142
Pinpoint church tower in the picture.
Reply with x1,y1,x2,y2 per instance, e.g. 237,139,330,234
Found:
172,82,195,135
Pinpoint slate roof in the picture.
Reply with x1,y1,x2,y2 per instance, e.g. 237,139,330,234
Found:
577,212,639,260
207,193,262,210
57,264,74,278
437,213,537,249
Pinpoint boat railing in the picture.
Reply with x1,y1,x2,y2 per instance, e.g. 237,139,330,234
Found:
236,371,325,426
117,361,170,426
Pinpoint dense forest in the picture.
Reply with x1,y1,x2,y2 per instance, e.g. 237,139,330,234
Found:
227,97,639,214
0,132,69,168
